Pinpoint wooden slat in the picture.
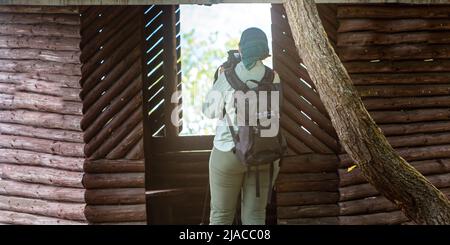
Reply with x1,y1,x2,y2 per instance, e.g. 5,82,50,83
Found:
339,44,450,61
84,93,142,156
0,210,86,225
277,204,339,219
0,164,84,188
380,121,450,136
85,204,146,223
0,179,85,203
338,31,450,46
340,144,450,168
83,173,145,189
344,60,450,73
337,5,450,19
339,172,450,201
0,195,86,221
106,122,143,159
0,6,79,14
279,154,338,173
0,110,81,131
0,59,81,76
84,159,144,173
339,159,450,187
0,148,83,171
339,211,408,225
277,192,339,206
0,48,80,63
0,23,80,38
371,109,450,124
350,73,450,85
339,19,450,33
364,96,450,110
85,188,145,205
358,85,450,97
0,122,81,145
0,135,84,157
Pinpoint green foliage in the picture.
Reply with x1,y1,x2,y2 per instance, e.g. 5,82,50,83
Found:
180,29,239,135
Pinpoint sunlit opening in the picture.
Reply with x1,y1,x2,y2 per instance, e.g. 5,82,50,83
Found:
179,4,272,136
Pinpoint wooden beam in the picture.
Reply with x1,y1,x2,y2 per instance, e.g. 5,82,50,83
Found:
0,0,450,6
0,1,449,6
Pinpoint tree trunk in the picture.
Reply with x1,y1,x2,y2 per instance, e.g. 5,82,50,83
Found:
284,0,450,224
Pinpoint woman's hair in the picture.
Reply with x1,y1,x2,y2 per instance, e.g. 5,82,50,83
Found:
239,27,270,70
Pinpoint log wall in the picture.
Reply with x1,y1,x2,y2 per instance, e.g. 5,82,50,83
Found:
272,4,341,225
0,6,86,224
336,4,450,224
79,6,146,224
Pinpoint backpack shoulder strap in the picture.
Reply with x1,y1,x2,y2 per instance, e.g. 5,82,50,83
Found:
224,64,250,93
261,65,275,84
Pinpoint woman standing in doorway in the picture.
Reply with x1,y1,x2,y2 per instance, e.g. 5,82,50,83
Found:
202,27,282,225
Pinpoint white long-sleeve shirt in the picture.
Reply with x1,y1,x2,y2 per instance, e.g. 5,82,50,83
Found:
202,60,280,152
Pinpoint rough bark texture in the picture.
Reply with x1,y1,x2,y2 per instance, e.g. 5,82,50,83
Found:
284,0,450,224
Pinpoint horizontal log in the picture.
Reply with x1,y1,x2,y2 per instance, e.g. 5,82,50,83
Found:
339,188,450,216
0,59,81,76
85,204,146,223
0,35,81,51
0,13,80,25
338,44,450,61
0,6,79,14
150,174,208,189
0,195,86,221
277,204,339,219
358,85,450,97
339,211,408,225
0,72,80,89
3,92,82,115
0,23,80,38
95,221,146,225
277,192,339,206
0,148,83,171
277,180,339,192
339,195,397,216
380,121,450,136
388,132,450,148
0,122,83,143
0,110,82,131
340,144,450,168
350,73,450,85
337,6,450,19
339,159,450,187
339,172,450,201
277,154,338,173
83,173,145,189
278,173,338,184
338,31,450,46
85,188,145,205
0,164,84,188
0,48,80,64
0,179,85,203
15,80,81,102
339,19,450,33
371,109,450,124
345,60,450,74
278,216,339,225
364,96,450,110
0,135,84,157
0,210,86,225
84,159,144,173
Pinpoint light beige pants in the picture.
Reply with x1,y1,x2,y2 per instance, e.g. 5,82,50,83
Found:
209,146,280,225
